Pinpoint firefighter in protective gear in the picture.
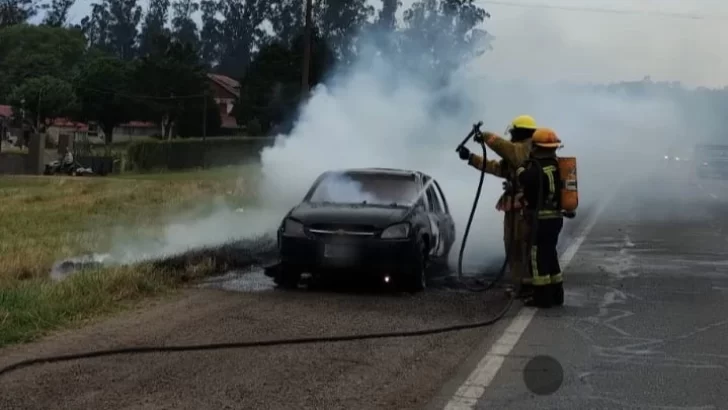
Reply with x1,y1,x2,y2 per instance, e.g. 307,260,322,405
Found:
515,127,564,308
456,115,537,295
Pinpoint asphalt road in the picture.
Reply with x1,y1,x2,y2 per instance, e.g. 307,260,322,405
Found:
1,174,726,410
429,175,728,410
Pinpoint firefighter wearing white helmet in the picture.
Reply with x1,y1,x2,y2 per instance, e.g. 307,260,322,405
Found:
457,114,537,298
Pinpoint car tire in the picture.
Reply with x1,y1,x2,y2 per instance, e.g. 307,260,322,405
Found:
274,266,301,290
402,241,427,293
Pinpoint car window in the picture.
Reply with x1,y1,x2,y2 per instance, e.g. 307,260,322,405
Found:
426,186,443,213
432,180,449,213
307,172,420,206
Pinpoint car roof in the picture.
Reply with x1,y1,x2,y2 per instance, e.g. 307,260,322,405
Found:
330,167,428,179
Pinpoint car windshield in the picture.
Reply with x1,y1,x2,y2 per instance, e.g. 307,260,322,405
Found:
307,171,420,206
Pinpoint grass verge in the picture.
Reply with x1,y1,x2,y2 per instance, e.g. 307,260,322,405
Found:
0,165,271,347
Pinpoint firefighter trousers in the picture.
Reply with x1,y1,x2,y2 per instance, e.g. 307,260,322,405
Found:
503,211,530,287
527,216,564,307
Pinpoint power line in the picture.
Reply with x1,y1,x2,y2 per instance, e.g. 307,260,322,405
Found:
477,0,728,20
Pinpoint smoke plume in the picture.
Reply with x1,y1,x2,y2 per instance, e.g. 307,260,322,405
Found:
257,3,714,272
61,1,724,276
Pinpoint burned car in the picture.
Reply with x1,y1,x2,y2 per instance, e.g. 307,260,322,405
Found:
265,168,456,292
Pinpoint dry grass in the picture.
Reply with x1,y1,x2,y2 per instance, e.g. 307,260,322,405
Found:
0,165,264,346
0,166,257,281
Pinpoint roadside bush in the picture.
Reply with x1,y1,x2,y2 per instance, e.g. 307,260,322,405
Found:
246,119,262,136
126,137,275,171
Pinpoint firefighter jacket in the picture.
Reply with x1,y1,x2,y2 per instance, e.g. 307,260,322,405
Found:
467,132,532,212
516,155,563,220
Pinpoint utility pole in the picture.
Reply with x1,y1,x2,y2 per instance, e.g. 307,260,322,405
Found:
301,0,313,99
202,92,207,168
36,88,43,132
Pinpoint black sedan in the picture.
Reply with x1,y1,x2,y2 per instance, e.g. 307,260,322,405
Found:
265,168,456,292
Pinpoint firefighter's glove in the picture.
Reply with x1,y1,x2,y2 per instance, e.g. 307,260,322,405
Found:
458,146,471,161
473,131,494,145
473,131,484,144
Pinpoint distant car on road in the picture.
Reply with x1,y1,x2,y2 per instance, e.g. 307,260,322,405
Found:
265,168,456,292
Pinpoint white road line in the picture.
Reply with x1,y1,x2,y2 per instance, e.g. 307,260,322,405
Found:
442,199,609,410
697,182,720,200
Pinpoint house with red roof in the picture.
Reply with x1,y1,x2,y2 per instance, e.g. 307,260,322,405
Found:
2,73,242,143
207,73,241,129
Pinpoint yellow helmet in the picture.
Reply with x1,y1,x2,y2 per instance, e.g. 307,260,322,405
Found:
532,128,561,148
510,114,537,130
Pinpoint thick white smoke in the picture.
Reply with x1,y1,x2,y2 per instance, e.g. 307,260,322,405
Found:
59,2,720,275
257,23,692,272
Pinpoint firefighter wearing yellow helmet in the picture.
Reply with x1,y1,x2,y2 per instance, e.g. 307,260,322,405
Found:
514,127,565,307
456,114,537,297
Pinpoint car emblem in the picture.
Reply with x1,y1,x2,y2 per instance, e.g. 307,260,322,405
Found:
336,229,345,235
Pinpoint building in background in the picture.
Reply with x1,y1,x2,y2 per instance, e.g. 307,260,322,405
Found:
208,73,241,130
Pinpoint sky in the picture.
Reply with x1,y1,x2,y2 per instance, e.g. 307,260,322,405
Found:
64,0,728,88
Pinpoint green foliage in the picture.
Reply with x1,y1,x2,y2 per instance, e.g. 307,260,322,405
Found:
0,24,86,96
0,0,43,28
399,0,491,82
126,137,274,171
233,30,336,135
131,32,210,138
80,0,143,61
138,0,171,57
246,119,262,136
74,50,136,143
9,75,77,124
176,95,222,138
43,0,75,27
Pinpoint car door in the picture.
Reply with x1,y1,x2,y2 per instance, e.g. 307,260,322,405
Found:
424,183,445,258
432,179,455,255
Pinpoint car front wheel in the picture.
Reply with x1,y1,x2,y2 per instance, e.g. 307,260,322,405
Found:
401,241,427,293
274,266,301,290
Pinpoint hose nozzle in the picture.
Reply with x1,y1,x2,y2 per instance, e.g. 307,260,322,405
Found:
455,121,484,152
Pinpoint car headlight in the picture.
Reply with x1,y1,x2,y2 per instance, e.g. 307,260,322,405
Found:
381,223,411,239
283,219,306,237
664,155,669,160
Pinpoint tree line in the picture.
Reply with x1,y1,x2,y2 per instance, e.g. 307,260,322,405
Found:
0,0,492,141
1,1,725,143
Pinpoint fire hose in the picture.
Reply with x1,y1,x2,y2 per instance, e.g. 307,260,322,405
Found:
0,123,519,378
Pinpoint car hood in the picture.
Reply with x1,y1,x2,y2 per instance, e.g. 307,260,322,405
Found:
289,202,410,229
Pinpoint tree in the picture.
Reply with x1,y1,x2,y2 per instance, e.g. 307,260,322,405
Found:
74,51,136,143
43,0,75,27
399,0,490,83
0,24,86,97
138,0,170,57
9,75,77,129
314,0,374,64
176,94,221,138
81,0,143,60
216,0,269,77
132,33,209,138
233,29,335,134
377,0,399,31
171,0,200,48
267,0,303,46
0,0,42,28
199,0,221,67
267,0,374,65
